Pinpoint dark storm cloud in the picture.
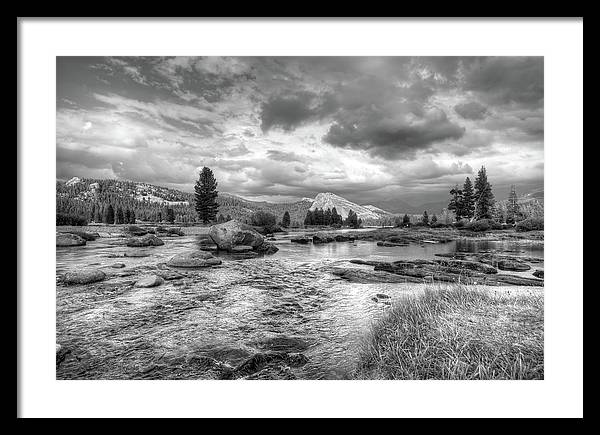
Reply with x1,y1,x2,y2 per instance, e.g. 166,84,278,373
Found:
462,57,544,106
454,101,488,120
323,107,465,159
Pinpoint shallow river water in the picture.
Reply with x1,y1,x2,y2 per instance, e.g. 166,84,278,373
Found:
56,230,544,380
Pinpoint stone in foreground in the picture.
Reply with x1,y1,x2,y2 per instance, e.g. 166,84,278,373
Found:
57,233,86,247
135,274,164,288
126,234,165,247
208,220,264,251
62,269,106,285
167,251,222,268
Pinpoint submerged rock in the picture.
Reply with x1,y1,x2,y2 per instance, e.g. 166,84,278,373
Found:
377,241,409,247
126,234,165,247
62,269,106,285
134,274,164,288
208,220,265,251
111,263,126,268
290,236,312,244
56,233,86,247
167,251,222,268
533,269,544,279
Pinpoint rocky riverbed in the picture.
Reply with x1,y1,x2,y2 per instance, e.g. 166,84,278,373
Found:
56,223,544,380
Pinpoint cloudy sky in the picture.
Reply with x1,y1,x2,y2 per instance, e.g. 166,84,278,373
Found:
56,56,543,206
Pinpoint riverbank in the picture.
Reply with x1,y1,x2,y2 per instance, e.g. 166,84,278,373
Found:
352,284,544,380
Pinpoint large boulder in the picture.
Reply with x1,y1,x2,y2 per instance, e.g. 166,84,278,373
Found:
62,269,106,285
167,251,222,268
208,220,264,251
126,234,165,247
57,233,86,247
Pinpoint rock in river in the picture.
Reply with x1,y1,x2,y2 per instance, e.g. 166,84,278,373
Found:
255,242,279,255
65,230,99,241
497,260,531,272
290,236,312,244
533,269,544,279
135,274,164,288
56,233,86,247
62,269,106,285
167,251,222,268
208,220,264,251
313,232,335,244
123,225,148,236
126,234,165,247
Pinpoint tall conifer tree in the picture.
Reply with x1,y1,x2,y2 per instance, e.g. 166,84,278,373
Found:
194,167,219,224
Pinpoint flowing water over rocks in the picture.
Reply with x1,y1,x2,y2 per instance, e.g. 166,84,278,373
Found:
56,228,544,380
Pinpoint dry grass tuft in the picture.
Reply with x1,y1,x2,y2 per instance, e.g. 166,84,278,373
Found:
354,285,544,380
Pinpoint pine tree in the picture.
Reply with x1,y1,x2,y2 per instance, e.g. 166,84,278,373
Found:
194,167,220,224
130,210,136,224
331,207,342,226
116,206,124,224
104,204,115,224
403,214,410,225
124,209,131,224
462,177,475,220
422,210,429,225
324,208,332,226
431,214,438,224
346,210,359,228
304,210,313,226
448,185,464,220
166,207,175,223
506,185,520,224
474,166,495,220
282,211,291,228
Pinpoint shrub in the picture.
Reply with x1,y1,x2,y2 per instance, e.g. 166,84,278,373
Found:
431,222,450,228
515,217,544,232
453,220,466,228
464,219,502,232
250,210,278,232
56,212,88,226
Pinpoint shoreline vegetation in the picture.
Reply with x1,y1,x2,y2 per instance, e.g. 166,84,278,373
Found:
353,285,544,380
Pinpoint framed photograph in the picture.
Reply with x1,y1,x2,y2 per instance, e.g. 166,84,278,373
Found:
18,18,583,418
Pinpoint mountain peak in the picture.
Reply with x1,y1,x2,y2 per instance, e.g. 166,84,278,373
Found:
310,192,391,220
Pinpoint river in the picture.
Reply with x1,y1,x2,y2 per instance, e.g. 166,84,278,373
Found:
56,229,544,379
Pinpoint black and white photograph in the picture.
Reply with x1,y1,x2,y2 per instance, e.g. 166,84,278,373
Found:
18,18,583,418
54,55,546,381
